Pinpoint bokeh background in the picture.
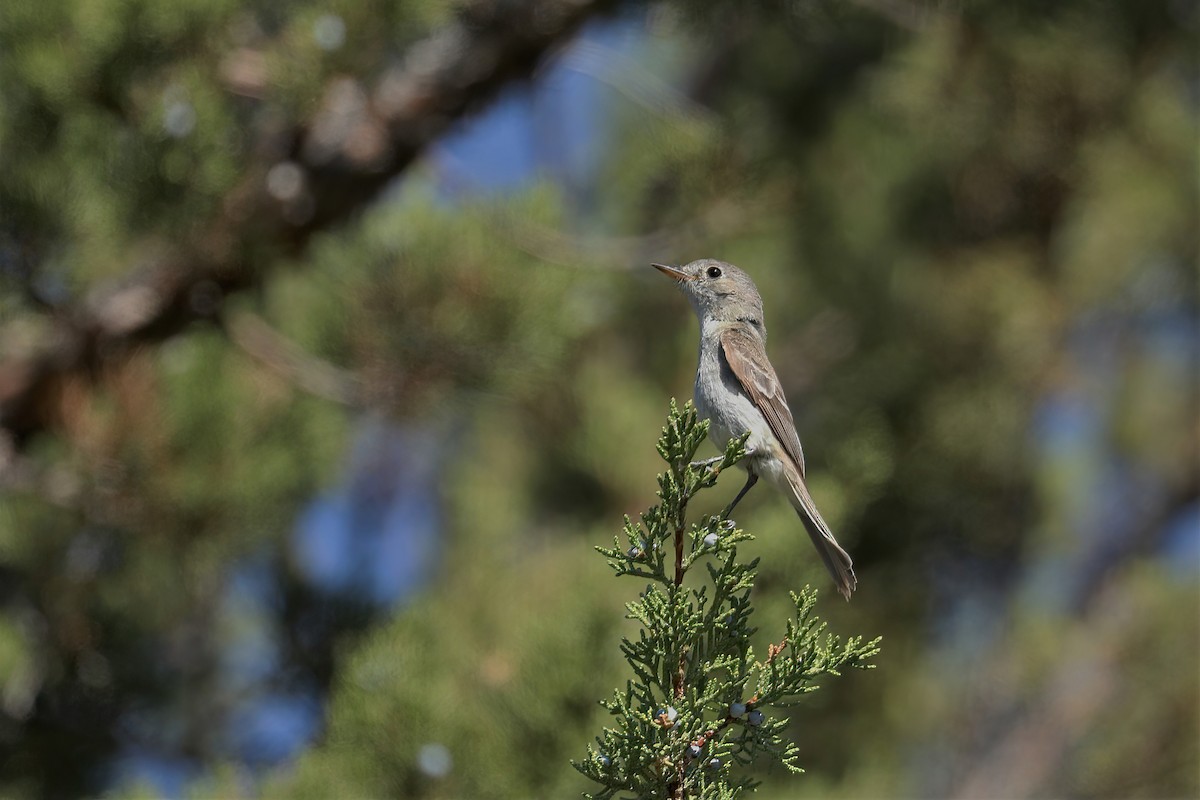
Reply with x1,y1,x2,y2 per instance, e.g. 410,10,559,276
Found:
0,0,1196,797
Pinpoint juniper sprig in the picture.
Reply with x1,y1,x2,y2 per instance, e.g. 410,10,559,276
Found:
574,400,881,800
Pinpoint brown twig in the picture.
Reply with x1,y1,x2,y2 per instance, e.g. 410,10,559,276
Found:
668,461,694,799
672,473,688,699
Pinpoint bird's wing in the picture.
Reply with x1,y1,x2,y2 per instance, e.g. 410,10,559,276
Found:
719,326,806,476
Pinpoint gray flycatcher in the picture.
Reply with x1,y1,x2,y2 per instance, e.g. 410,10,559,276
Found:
653,258,857,600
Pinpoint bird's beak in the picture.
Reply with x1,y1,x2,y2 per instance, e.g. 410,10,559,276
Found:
652,263,692,282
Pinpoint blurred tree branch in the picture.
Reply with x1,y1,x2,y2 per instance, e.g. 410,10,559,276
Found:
951,565,1191,799
228,313,364,407
0,0,619,450
433,148,779,268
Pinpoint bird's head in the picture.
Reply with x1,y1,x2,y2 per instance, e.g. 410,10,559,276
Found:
652,259,765,326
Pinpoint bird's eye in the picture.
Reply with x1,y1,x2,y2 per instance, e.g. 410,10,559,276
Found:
706,266,722,278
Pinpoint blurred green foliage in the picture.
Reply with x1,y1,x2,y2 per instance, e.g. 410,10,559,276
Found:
0,0,1196,798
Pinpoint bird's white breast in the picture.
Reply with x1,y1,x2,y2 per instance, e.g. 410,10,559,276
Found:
693,323,778,464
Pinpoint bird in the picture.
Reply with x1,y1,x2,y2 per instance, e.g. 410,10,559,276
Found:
652,258,857,600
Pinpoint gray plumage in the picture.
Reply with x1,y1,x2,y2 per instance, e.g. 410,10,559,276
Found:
653,258,857,600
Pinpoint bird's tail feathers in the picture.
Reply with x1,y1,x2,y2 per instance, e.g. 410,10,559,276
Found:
785,471,857,601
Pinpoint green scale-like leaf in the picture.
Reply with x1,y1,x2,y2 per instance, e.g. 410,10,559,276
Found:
575,402,881,799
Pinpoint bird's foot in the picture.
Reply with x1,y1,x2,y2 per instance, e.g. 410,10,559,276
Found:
689,455,724,473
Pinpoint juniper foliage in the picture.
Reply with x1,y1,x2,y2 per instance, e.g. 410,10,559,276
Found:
575,400,881,799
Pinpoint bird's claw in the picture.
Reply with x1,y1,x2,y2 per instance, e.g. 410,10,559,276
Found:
689,455,724,473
